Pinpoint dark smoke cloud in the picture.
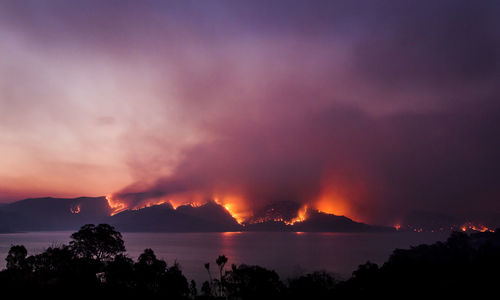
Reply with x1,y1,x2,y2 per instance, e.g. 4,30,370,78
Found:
1,1,500,225
111,1,500,225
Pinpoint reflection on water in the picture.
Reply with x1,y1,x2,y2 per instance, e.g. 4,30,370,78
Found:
0,231,448,283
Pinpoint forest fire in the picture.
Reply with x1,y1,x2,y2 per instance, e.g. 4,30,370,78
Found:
70,204,81,214
106,194,128,216
460,222,493,233
132,200,168,210
284,205,309,225
246,203,311,226
313,187,359,221
213,196,250,224
105,192,251,223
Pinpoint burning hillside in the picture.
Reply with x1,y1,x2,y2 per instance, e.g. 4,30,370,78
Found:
1,195,492,233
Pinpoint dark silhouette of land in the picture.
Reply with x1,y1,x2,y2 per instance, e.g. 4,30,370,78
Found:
0,197,391,233
1,224,500,298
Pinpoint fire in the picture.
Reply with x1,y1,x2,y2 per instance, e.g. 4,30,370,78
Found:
314,194,353,220
248,204,310,226
460,222,493,233
285,205,309,225
106,190,252,224
313,174,366,222
168,195,204,209
106,194,128,216
213,195,251,225
394,224,401,231
133,200,167,210
70,204,81,214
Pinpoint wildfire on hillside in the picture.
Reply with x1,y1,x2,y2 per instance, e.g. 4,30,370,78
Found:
213,195,251,224
106,194,128,216
105,191,342,226
394,222,494,233
70,204,81,214
460,222,494,233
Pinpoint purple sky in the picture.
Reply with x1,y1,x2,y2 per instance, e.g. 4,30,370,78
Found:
1,0,499,225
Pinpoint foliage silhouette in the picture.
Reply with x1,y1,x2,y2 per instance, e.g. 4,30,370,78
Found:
2,225,500,299
6,245,28,271
70,223,125,261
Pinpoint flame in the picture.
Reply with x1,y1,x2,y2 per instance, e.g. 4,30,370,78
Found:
460,222,493,233
213,195,251,224
70,204,81,214
394,223,401,231
106,191,252,224
285,204,309,225
168,194,204,209
248,204,310,225
106,194,128,216
132,200,167,210
314,194,353,220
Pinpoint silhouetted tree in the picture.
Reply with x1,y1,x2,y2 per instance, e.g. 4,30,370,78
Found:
3,225,500,299
201,280,213,298
135,248,167,292
216,255,228,296
288,271,336,300
223,264,285,300
189,279,198,298
70,224,125,261
104,254,135,289
6,245,28,271
134,248,189,297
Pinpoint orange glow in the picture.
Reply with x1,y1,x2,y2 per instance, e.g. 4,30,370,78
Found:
105,191,207,216
70,204,81,214
312,173,367,222
105,190,254,223
213,195,251,224
314,193,354,220
248,204,310,226
285,204,309,225
106,194,128,216
394,223,401,231
132,200,167,210
168,195,204,209
460,222,493,233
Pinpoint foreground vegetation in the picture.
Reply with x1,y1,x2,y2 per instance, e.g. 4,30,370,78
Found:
1,224,499,298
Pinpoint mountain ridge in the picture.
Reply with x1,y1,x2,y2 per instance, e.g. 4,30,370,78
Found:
0,196,392,233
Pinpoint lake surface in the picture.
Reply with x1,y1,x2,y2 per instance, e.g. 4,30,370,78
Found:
0,231,448,283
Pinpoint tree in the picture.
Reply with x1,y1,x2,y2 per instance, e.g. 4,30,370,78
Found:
216,254,228,296
104,254,135,289
6,245,28,271
70,224,125,261
224,264,285,300
134,248,167,292
288,271,336,300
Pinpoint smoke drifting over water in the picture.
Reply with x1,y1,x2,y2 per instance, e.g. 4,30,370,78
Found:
1,1,500,225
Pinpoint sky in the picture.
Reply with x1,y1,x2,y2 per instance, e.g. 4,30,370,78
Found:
0,0,499,225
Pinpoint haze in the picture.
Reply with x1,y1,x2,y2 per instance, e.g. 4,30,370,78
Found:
1,0,499,225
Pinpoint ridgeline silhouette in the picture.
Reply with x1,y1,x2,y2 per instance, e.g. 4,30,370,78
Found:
1,224,499,298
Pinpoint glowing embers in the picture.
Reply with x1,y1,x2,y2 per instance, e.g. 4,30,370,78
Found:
132,200,168,210
106,194,128,216
285,205,309,225
213,196,250,225
249,203,310,226
460,222,493,233
314,194,352,219
70,204,81,214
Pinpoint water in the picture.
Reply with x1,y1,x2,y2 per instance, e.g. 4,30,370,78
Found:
0,231,448,283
